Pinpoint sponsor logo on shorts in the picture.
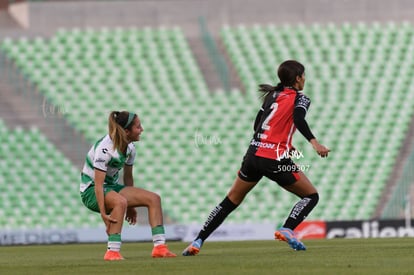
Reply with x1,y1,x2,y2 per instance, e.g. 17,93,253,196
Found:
239,170,248,178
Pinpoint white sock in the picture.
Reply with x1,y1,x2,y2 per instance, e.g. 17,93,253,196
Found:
152,234,166,247
107,241,121,252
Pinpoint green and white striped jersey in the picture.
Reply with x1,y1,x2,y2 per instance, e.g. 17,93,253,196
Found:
80,134,136,192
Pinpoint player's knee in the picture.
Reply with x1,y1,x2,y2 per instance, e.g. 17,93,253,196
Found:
307,193,319,205
115,196,128,210
148,192,161,207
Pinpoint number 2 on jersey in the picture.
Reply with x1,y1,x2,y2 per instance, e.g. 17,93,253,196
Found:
261,102,278,130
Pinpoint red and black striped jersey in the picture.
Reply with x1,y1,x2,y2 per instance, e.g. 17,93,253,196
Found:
248,87,311,160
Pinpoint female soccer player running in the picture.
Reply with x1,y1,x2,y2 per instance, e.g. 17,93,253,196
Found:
80,111,176,260
183,60,330,255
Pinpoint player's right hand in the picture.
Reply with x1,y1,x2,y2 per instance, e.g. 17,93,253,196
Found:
310,139,330,158
314,143,330,158
102,214,117,235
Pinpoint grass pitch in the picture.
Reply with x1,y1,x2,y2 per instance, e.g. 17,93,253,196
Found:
0,238,413,275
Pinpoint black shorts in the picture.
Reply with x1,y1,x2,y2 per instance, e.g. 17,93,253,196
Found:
238,153,300,186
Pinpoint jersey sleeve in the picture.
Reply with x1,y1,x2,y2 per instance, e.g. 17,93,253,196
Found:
125,144,136,166
293,108,315,141
294,93,311,113
293,93,315,141
93,144,111,172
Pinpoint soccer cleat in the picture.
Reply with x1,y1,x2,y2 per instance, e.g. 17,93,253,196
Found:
151,244,177,258
275,227,306,251
104,250,124,261
182,238,203,256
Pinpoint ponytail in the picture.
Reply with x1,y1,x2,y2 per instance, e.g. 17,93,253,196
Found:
258,82,283,98
108,111,136,152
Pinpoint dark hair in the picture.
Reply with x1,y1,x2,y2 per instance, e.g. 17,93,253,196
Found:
108,111,137,152
259,60,305,97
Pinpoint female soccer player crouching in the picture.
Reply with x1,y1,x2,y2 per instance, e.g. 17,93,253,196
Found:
80,111,176,260
183,60,330,255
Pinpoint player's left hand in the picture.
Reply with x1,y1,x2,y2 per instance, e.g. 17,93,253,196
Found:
125,207,137,225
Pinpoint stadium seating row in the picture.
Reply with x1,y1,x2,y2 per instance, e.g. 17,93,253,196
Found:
1,27,209,142
0,122,102,229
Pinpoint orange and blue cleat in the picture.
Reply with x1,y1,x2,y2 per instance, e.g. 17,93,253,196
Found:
182,238,203,256
275,227,306,251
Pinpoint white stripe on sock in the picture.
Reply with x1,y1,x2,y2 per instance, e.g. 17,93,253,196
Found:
107,241,121,252
152,234,166,247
